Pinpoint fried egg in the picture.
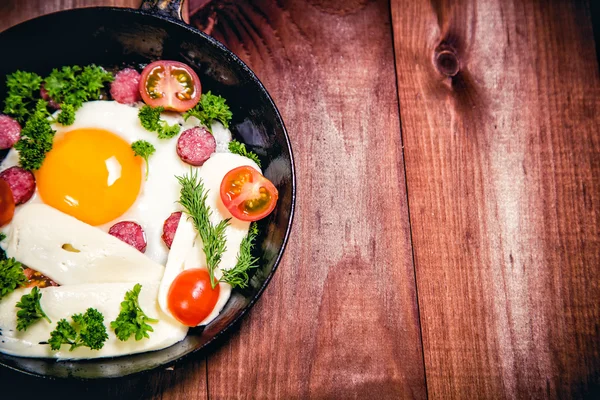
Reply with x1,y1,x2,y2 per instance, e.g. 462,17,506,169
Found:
0,101,254,359
0,101,233,265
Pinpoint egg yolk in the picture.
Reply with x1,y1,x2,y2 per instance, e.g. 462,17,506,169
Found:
37,128,142,226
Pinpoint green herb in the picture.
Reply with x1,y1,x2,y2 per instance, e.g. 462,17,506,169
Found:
176,170,230,288
221,223,259,288
3,71,43,123
0,258,27,301
183,91,232,132
14,101,55,171
56,103,75,126
44,65,113,109
16,286,51,331
110,284,158,341
48,308,108,351
228,140,261,168
48,319,77,351
0,233,6,242
131,140,156,179
138,105,181,139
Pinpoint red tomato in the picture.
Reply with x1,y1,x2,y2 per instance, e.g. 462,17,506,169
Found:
0,178,15,227
167,269,220,327
139,61,201,112
220,166,279,222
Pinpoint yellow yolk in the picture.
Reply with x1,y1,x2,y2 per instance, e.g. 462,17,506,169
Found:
36,128,142,226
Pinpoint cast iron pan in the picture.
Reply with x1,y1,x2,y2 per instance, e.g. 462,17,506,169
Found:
0,0,295,379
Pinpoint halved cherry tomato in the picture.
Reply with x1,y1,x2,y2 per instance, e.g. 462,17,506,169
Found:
0,178,15,227
220,166,279,222
139,61,201,112
167,269,220,327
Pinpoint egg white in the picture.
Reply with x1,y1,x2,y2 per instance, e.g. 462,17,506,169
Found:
5,204,165,285
0,101,233,265
0,282,188,359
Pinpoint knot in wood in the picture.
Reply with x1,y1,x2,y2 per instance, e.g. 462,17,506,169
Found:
434,49,460,77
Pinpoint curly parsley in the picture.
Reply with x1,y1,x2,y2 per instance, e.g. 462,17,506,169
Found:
56,103,75,126
0,257,27,301
110,284,158,341
44,65,113,109
183,91,232,132
3,71,43,123
16,286,51,331
138,105,181,139
13,100,55,171
228,140,261,168
131,140,156,179
48,308,108,351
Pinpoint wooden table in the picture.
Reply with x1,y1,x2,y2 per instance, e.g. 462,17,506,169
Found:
1,0,598,398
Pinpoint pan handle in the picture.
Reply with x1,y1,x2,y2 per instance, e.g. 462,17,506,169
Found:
140,0,185,21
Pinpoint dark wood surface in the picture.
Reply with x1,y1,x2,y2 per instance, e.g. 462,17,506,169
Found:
0,0,598,399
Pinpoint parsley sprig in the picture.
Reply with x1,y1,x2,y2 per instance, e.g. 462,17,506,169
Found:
110,284,158,341
138,105,181,139
176,170,230,288
13,100,55,171
131,140,156,179
0,257,27,301
183,91,232,132
44,65,113,109
3,71,43,123
228,140,261,168
16,286,51,331
221,223,260,288
48,308,108,351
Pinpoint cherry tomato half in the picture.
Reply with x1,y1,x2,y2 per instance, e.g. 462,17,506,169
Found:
0,178,15,227
167,269,220,327
139,61,201,112
220,166,279,222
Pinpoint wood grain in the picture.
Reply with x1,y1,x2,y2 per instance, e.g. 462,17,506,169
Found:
391,0,600,398
0,0,427,398
192,0,427,398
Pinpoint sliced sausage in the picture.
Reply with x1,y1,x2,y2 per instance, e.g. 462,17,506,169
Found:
40,85,61,110
0,166,36,205
176,127,216,166
110,68,142,105
0,115,21,150
109,221,147,253
162,211,182,249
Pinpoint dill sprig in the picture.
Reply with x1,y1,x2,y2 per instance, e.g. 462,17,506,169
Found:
220,223,259,288
176,170,230,288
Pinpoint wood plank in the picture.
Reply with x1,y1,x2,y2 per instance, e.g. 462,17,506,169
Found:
391,0,600,398
0,2,208,399
0,0,137,31
189,1,427,398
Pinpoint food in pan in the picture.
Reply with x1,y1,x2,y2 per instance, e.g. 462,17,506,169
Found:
0,60,278,359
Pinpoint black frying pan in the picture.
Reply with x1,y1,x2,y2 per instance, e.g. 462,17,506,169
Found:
0,0,295,379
